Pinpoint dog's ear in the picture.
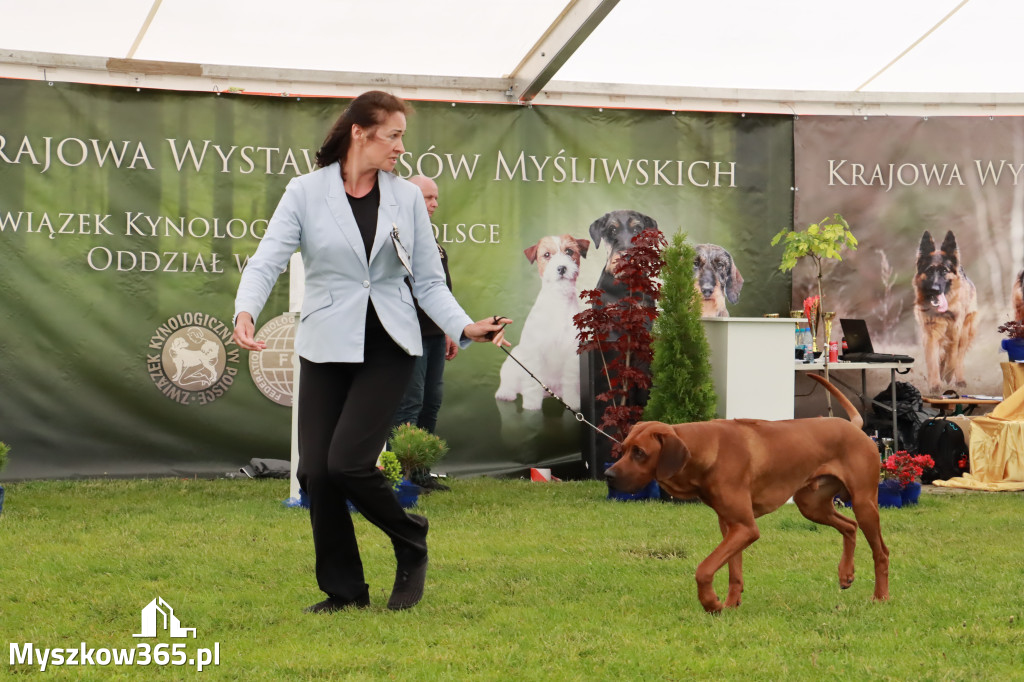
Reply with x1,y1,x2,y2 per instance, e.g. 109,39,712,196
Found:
575,238,590,258
726,254,744,304
918,231,936,256
917,231,936,270
643,214,658,231
523,243,539,264
589,215,608,248
655,431,690,479
940,231,960,268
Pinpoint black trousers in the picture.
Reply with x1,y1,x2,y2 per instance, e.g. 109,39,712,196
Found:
297,340,426,601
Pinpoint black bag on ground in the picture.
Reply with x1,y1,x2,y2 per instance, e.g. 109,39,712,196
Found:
915,418,969,483
239,458,290,479
864,381,927,449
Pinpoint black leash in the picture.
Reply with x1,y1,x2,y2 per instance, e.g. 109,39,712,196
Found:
488,315,622,445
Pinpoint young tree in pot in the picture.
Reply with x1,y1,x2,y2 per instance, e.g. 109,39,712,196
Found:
575,228,666,460
389,423,449,488
772,213,857,411
771,213,858,341
645,232,717,424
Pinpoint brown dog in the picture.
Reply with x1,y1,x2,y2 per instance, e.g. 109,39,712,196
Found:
914,230,978,393
604,374,889,614
693,243,744,317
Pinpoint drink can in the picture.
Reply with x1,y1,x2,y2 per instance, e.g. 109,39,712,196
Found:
829,340,839,362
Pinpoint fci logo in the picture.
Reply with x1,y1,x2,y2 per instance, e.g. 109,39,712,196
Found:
133,597,196,639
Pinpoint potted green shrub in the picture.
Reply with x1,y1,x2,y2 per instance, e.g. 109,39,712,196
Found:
645,232,717,425
389,424,450,505
378,450,403,491
0,441,10,515
772,213,857,412
771,212,858,348
346,451,408,514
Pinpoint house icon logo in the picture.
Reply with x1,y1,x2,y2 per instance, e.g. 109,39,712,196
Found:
132,597,197,638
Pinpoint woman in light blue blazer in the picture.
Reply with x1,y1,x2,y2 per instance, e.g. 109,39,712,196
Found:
232,91,511,614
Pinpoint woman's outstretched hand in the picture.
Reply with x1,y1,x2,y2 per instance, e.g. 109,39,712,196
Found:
463,316,513,347
232,312,267,352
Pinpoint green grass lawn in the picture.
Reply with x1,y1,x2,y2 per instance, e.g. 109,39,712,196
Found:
2,477,1023,681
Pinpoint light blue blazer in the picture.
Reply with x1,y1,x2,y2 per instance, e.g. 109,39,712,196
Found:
234,165,473,363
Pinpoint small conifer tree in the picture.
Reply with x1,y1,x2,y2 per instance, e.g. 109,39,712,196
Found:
644,232,717,423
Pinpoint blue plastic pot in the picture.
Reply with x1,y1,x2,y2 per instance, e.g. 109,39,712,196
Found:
282,488,310,509
604,462,661,501
607,478,661,502
900,481,922,505
395,479,421,508
878,480,903,509
1003,338,1024,362
0,484,5,515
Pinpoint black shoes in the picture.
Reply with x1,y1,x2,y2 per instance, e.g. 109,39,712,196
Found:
304,592,370,614
386,556,428,611
419,477,451,493
411,469,451,493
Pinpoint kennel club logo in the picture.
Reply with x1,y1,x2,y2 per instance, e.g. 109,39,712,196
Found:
147,312,239,405
248,313,296,406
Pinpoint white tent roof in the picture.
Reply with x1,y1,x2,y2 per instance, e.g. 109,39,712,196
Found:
3,0,1023,114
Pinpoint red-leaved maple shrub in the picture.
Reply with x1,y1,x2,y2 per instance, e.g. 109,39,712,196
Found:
574,228,666,457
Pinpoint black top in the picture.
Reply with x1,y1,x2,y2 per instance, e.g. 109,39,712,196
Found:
347,181,381,260
415,245,452,337
347,181,389,345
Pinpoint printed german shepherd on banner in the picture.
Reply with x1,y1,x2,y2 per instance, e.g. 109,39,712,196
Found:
914,230,978,394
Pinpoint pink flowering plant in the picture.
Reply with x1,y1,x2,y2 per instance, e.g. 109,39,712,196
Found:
881,450,935,486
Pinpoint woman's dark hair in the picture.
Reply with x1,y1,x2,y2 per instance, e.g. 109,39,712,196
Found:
315,90,409,170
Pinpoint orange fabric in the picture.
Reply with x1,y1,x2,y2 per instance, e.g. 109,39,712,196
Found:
933,383,1024,491
1001,361,1024,399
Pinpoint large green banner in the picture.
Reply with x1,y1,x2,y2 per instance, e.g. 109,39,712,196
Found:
0,79,793,479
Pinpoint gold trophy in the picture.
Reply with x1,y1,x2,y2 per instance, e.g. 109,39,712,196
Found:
823,311,836,357
822,311,836,415
806,298,821,354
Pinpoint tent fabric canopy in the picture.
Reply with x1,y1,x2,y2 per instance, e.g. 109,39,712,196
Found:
3,0,1024,113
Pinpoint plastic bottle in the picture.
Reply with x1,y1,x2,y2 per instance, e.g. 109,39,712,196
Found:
800,327,815,362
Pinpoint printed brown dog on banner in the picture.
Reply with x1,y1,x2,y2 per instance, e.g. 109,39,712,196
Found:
693,243,744,317
914,230,978,393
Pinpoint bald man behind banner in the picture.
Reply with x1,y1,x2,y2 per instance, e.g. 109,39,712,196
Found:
391,175,457,492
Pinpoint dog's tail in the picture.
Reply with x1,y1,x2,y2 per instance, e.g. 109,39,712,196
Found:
806,373,864,429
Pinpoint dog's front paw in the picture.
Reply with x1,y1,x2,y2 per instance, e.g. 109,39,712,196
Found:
494,386,519,402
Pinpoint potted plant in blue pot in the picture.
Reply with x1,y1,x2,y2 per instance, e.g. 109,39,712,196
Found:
0,441,10,515
345,450,412,514
389,424,450,506
880,450,935,508
998,319,1024,361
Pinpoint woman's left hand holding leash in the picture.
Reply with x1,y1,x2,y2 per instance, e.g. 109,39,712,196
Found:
463,316,513,347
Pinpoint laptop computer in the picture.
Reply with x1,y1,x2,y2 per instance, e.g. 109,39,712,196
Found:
839,318,915,363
